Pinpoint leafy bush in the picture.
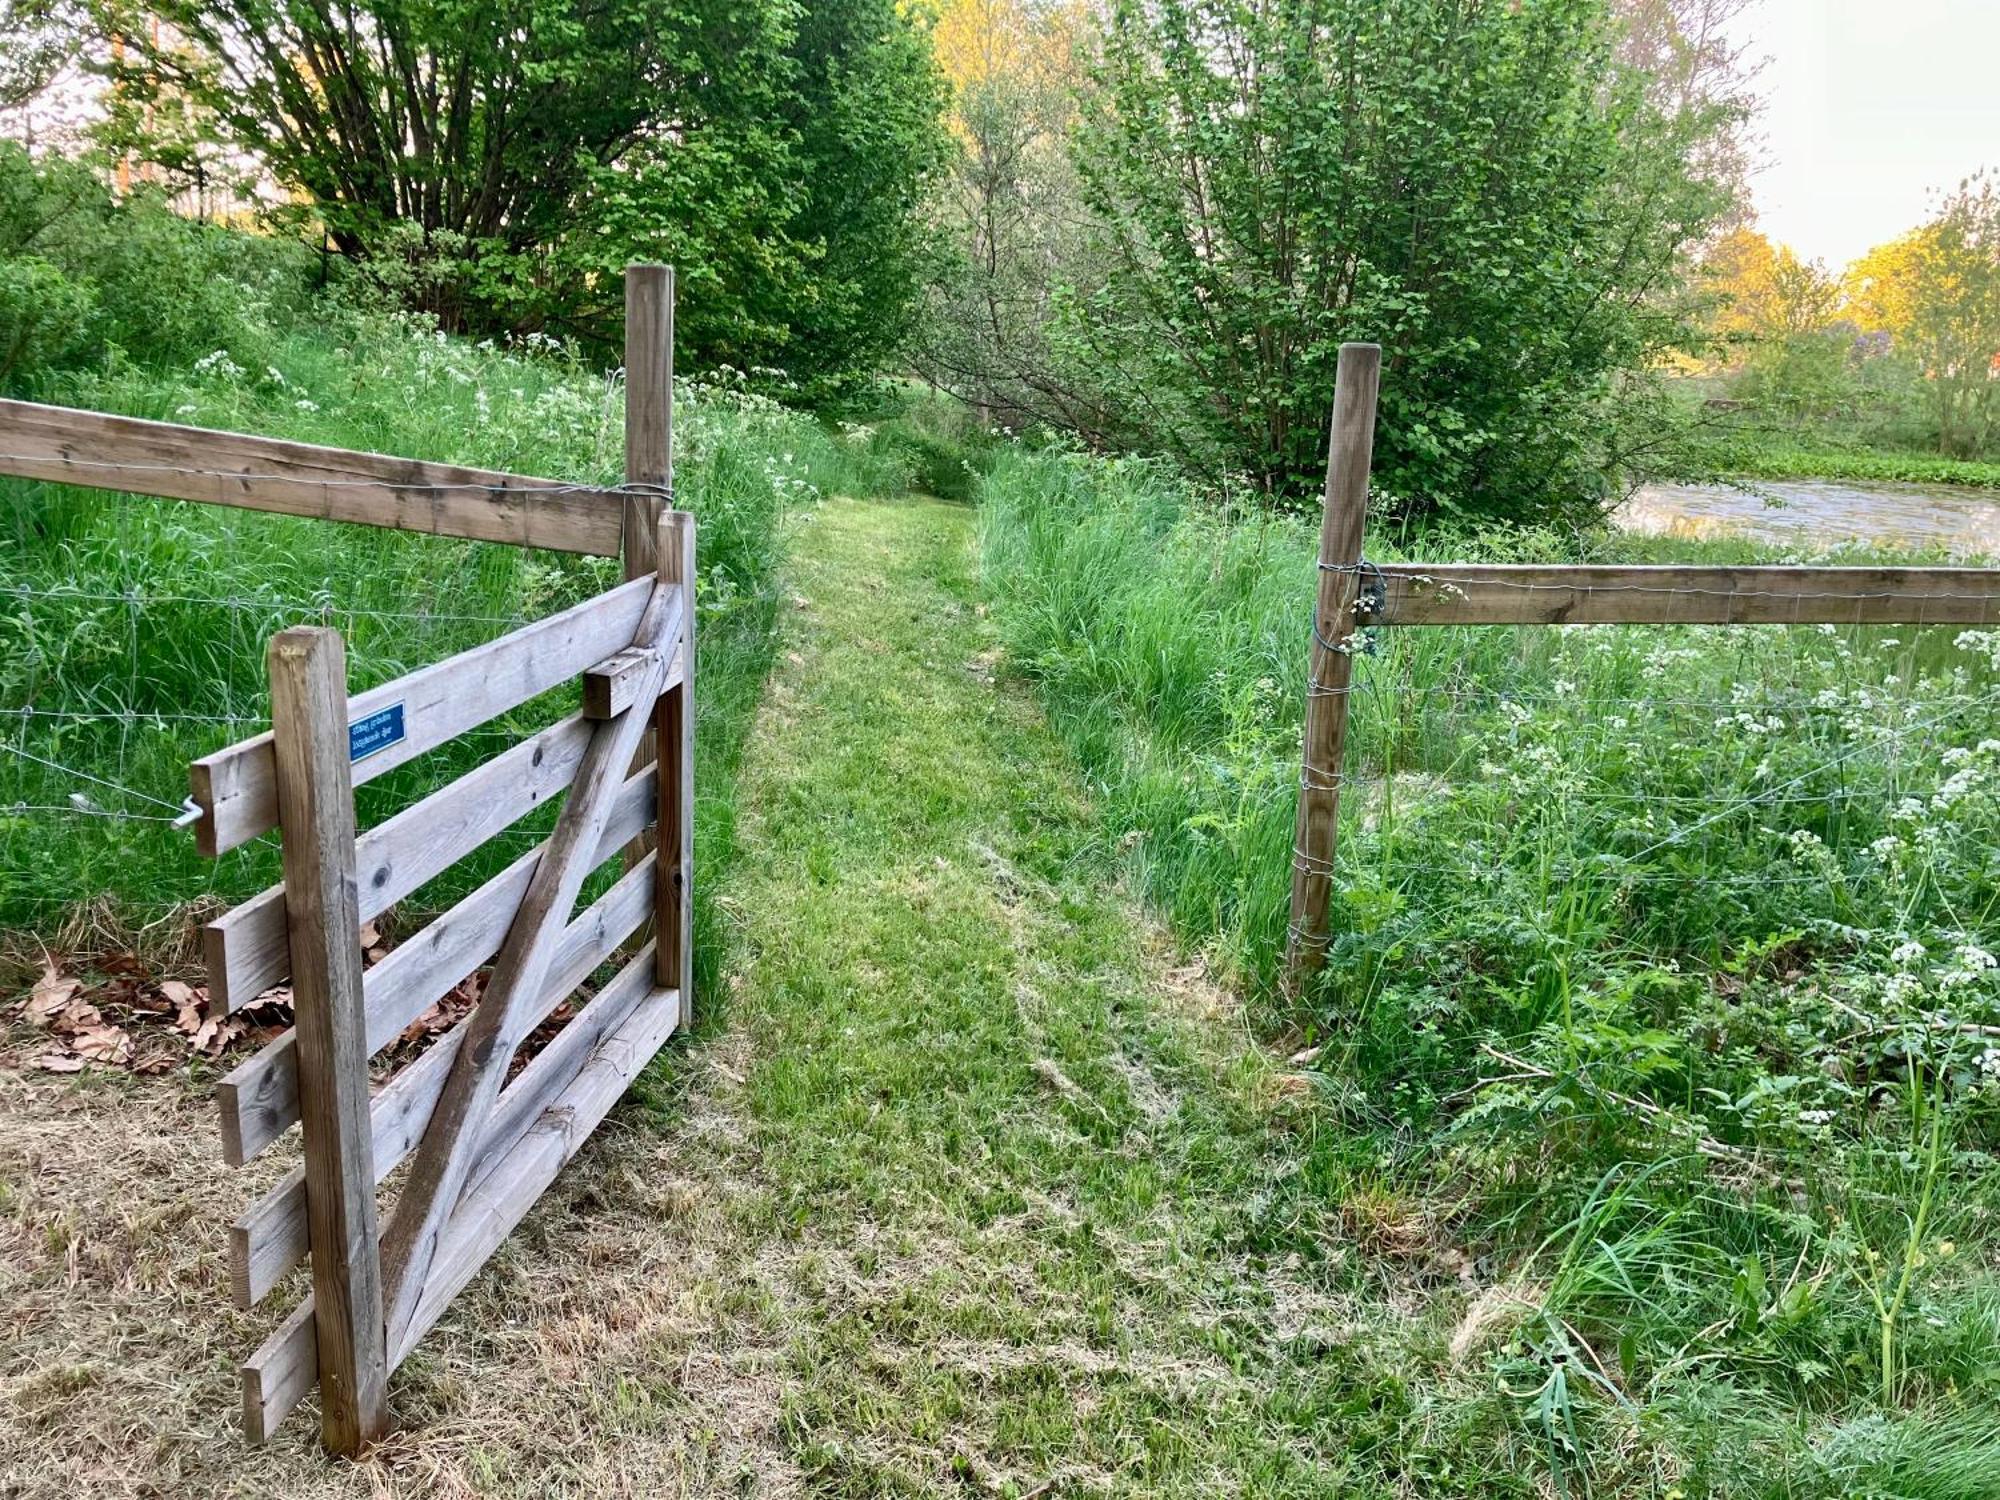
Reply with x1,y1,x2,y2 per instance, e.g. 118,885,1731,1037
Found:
0,254,93,386
0,143,316,394
105,0,950,396
1061,0,1742,523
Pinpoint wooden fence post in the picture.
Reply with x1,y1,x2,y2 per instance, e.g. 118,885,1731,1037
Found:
656,510,696,1027
266,626,389,1454
623,262,674,876
623,265,673,578
1285,343,1381,986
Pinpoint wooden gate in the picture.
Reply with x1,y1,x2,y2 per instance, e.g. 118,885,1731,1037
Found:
199,510,695,1451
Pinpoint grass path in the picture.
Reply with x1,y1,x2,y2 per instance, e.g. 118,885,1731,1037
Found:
712,496,1390,1497
6,494,1461,1498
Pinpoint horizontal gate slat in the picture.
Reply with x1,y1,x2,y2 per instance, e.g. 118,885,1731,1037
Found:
190,575,658,856
229,874,656,1309
241,953,680,1440
217,765,657,1166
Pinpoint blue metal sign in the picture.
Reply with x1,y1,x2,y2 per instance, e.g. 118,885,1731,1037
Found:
348,703,407,763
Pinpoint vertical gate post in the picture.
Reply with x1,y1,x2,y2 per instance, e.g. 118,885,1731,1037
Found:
1285,343,1382,986
266,626,389,1454
623,263,674,579
623,263,676,882
657,510,696,1026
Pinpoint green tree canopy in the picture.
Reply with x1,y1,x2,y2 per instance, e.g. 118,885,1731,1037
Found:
1063,0,1743,521
561,0,951,397
0,0,82,112
98,0,947,391
1901,174,2000,458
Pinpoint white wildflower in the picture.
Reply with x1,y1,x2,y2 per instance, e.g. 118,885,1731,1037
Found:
1884,972,1924,1007
1954,944,1996,974
193,349,245,381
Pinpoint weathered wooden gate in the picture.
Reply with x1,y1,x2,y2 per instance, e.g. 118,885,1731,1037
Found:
0,262,702,1452
199,509,695,1450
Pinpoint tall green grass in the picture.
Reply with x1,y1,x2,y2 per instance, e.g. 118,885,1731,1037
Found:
979,441,2000,1491
0,304,894,994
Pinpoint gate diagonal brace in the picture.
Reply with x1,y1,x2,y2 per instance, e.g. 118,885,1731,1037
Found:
376,581,682,1354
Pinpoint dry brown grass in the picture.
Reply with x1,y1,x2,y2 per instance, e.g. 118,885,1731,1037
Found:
0,1032,802,1499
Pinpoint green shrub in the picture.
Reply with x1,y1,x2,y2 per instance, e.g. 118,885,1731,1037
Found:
0,255,93,389
0,142,317,393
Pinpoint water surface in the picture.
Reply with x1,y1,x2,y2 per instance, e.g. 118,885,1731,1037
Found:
1619,478,2000,557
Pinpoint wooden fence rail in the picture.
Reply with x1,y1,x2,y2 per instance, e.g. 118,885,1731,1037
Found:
0,398,628,555
1358,563,2000,627
1286,344,2000,982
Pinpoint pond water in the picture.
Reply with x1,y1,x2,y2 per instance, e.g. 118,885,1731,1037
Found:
1618,478,2000,558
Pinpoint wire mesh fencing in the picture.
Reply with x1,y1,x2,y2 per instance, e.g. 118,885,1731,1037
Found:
0,478,620,941
1318,615,2000,976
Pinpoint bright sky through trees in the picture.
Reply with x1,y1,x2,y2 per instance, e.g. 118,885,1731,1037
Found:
1735,0,2000,268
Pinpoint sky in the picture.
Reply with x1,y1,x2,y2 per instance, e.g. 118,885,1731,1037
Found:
1732,0,2000,271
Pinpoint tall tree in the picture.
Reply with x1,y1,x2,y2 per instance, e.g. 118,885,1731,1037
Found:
918,0,1109,434
1699,228,1856,425
1839,178,2000,457
779,0,952,395
1066,0,1744,519
96,0,949,390
1844,232,1927,341
99,0,719,279
1898,175,2000,457
1703,229,1841,345
544,0,949,394
1615,0,1760,234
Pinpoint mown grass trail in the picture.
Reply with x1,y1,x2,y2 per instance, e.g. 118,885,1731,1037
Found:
719,495,1408,1497
14,492,1831,1497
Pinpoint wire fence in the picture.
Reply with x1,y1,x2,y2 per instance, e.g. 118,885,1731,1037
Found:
2,462,623,934
8,444,2000,972
1309,606,2000,961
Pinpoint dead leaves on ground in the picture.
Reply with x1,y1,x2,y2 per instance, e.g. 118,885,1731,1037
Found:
11,918,409,1075
13,951,291,1077
400,971,483,1047
13,919,580,1083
